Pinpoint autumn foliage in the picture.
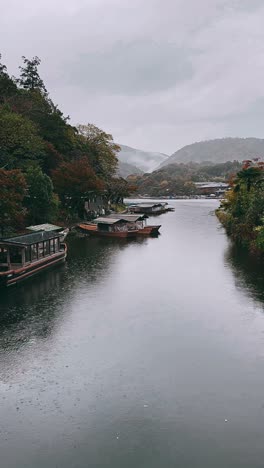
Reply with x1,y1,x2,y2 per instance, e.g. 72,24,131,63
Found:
0,53,129,231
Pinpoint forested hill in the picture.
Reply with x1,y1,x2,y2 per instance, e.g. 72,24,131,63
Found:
117,144,168,173
0,54,133,234
117,161,143,178
159,138,264,168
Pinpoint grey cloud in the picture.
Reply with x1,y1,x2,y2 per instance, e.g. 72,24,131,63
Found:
1,0,264,153
65,41,193,95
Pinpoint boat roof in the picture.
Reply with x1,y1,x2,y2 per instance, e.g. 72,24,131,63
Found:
107,214,147,221
1,230,61,247
93,217,126,225
27,223,63,232
135,202,168,208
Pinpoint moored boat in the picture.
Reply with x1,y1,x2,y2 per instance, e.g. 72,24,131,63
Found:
128,202,171,215
107,214,161,236
26,223,70,241
0,231,67,287
77,214,161,237
78,217,138,238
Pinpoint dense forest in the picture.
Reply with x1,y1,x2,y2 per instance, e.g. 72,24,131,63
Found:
129,161,242,197
216,160,264,254
0,54,132,235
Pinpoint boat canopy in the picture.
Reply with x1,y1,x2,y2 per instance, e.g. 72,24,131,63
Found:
1,230,61,247
27,223,64,232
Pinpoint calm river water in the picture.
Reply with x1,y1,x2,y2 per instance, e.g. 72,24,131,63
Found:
1,200,264,468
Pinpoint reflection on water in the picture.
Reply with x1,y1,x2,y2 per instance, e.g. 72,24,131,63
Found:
0,235,148,350
225,244,264,305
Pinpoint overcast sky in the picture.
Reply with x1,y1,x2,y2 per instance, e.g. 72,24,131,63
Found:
1,0,264,154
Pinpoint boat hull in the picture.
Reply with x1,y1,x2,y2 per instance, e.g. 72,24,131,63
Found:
78,224,137,238
0,246,67,288
137,225,161,235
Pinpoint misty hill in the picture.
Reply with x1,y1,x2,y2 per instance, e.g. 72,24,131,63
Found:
117,144,168,173
129,160,242,197
117,161,143,178
159,138,264,168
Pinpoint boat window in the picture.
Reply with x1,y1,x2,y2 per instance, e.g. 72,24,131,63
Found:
44,240,50,256
0,248,7,264
38,242,44,258
50,239,55,254
9,247,22,264
54,238,59,252
31,244,38,261
25,246,31,263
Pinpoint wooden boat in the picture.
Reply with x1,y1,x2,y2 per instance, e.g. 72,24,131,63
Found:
0,231,67,287
107,214,161,236
78,217,138,238
136,225,161,235
78,214,161,237
128,202,169,215
26,223,69,241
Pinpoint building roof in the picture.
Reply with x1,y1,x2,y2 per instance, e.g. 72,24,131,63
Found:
27,223,63,232
1,230,61,246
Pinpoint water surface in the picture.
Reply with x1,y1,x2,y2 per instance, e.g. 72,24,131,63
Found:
0,200,264,468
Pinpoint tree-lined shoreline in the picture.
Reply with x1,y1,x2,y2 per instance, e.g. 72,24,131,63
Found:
216,159,264,254
0,54,132,236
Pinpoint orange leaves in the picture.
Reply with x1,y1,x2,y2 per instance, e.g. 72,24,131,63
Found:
52,159,104,199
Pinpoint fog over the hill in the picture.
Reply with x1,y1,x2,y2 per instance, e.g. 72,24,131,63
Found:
1,0,264,153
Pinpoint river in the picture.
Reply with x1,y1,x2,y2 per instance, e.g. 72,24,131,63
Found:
0,200,264,468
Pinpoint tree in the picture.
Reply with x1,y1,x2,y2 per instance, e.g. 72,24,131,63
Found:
52,159,104,218
24,166,59,224
0,109,44,169
77,124,119,180
18,56,47,93
0,169,27,236
236,166,263,192
0,53,17,103
107,177,135,204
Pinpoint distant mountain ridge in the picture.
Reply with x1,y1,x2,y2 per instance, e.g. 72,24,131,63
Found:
117,144,169,173
159,138,264,168
117,161,143,178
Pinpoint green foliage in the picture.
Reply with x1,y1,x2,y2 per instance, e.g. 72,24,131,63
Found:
0,52,132,229
131,161,241,197
24,166,59,225
0,54,17,104
18,56,47,93
77,124,119,180
217,162,264,253
0,169,27,236
0,108,44,169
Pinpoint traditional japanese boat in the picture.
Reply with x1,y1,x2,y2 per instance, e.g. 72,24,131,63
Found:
128,202,169,215
78,217,139,238
26,223,69,241
78,214,161,237
0,231,67,287
107,214,161,236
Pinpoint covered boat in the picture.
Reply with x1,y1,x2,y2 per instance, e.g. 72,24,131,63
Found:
78,214,161,237
78,217,139,238
107,214,161,236
128,202,169,215
27,223,69,241
0,231,67,287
